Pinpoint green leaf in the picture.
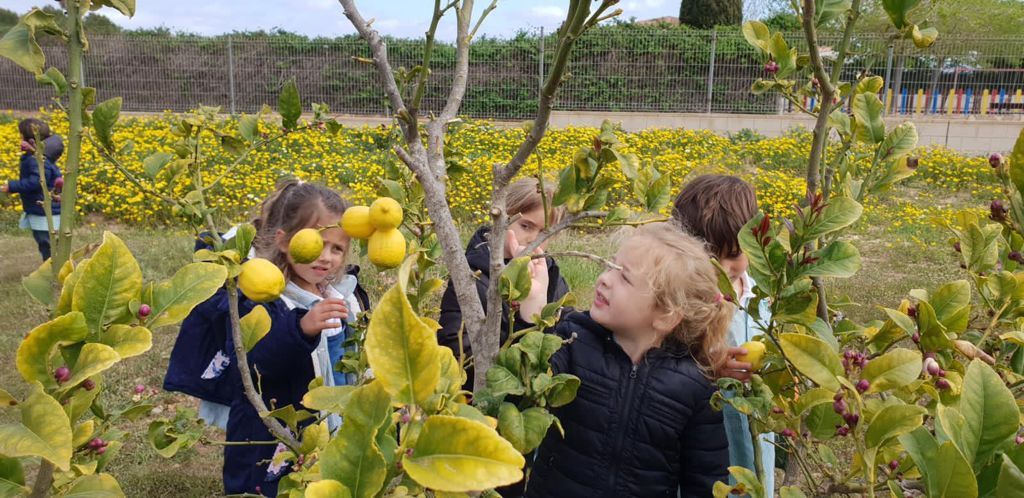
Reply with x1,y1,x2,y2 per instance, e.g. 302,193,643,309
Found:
899,426,938,477
931,280,972,332
957,360,1018,467
856,76,885,95
404,416,525,492
779,486,808,498
861,348,922,393
16,312,89,386
92,97,123,152
0,9,63,75
305,480,352,498
917,301,952,352
0,456,27,495
64,473,125,498
881,0,920,28
278,79,302,130
853,93,886,143
794,387,835,415
72,232,142,334
962,223,1001,274
320,382,391,498
911,25,938,48
22,258,55,307
817,0,852,26
0,384,72,471
142,152,174,180
99,324,152,359
485,365,525,397
240,305,271,352
801,240,861,278
865,402,926,448
803,197,863,240
239,114,259,142
780,333,842,391
1009,129,1024,198
229,223,257,261
500,257,533,302
60,343,120,393
544,373,580,408
219,135,246,157
497,403,555,454
741,21,771,53
36,66,68,96
365,274,441,407
928,441,978,497
91,0,136,17
995,454,1024,498
878,122,918,163
302,385,356,415
728,466,765,498
147,262,227,329
768,33,796,78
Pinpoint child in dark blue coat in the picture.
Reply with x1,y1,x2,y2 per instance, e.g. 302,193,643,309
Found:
2,119,62,260
521,223,732,498
163,180,369,496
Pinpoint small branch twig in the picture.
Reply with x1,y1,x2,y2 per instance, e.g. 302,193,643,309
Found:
518,210,606,257
531,250,620,270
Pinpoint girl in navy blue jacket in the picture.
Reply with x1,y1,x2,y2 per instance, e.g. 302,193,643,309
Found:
520,223,733,498
164,180,369,496
2,119,62,260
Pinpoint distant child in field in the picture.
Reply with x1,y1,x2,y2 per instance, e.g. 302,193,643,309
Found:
523,223,731,498
1,118,63,260
437,177,570,387
163,180,369,496
673,174,777,496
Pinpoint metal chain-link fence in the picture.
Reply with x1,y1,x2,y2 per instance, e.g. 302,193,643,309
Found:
3,29,1023,118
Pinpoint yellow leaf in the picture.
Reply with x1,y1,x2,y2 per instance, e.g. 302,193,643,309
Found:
305,479,351,498
404,415,525,492
73,420,96,448
0,384,73,471
364,270,440,407
100,325,152,359
72,232,142,334
16,312,88,387
241,305,271,352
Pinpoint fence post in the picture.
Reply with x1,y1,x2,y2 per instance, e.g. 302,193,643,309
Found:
706,29,717,113
538,27,545,96
227,36,237,115
882,44,894,115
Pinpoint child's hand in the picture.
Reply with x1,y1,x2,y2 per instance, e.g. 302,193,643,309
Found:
300,298,348,337
0,184,7,194
721,346,753,382
20,140,34,153
507,229,549,322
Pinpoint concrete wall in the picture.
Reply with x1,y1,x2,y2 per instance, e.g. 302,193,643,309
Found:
547,111,1024,154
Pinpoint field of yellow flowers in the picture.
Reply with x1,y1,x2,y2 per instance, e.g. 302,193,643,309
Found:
0,111,995,231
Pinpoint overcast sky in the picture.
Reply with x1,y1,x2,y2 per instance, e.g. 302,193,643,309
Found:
6,0,680,40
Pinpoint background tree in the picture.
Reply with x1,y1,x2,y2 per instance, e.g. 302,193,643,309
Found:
679,0,744,28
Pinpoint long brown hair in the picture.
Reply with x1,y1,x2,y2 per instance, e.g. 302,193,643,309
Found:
623,223,733,377
252,178,350,280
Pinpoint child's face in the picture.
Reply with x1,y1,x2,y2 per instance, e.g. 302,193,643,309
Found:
590,242,678,340
504,207,548,258
282,218,350,292
719,252,749,293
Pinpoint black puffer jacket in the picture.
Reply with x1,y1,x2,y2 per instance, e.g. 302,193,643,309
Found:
525,311,729,498
437,226,570,387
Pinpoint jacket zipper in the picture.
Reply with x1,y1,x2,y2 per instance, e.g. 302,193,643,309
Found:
606,361,640,495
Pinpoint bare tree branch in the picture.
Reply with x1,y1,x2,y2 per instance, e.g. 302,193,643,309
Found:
531,250,621,270
518,210,606,257
469,0,498,40
226,283,302,450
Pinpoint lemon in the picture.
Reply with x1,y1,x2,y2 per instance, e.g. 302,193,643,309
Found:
369,197,403,230
289,228,324,264
237,258,286,303
368,228,407,269
737,341,767,371
341,205,375,239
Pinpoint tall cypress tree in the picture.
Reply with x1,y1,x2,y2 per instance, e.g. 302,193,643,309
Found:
679,0,743,28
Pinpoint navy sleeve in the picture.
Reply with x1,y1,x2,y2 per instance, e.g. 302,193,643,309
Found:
8,155,41,194
243,300,318,380
547,318,577,375
678,382,730,498
437,276,490,357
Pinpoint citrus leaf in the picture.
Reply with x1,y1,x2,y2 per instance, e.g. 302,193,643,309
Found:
64,472,126,497
928,441,978,497
16,312,88,387
148,262,227,329
240,305,271,352
278,79,301,130
305,480,351,498
142,152,174,180
60,343,120,394
803,196,863,240
741,21,770,53
865,402,926,448
22,258,55,307
0,384,73,470
72,232,142,334
320,382,391,498
91,0,136,17
0,9,62,75
995,454,1024,498
302,385,356,414
364,275,440,407
1009,129,1024,197
405,415,525,492
853,92,886,143
497,404,554,454
99,325,152,359
861,348,922,393
957,360,1018,467
801,240,861,278
0,456,27,495
92,97,122,152
779,333,842,391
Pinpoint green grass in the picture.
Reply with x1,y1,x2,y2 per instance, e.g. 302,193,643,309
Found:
0,195,978,494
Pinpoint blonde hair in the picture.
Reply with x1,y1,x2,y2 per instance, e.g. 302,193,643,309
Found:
506,177,565,226
252,178,350,281
622,223,733,377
